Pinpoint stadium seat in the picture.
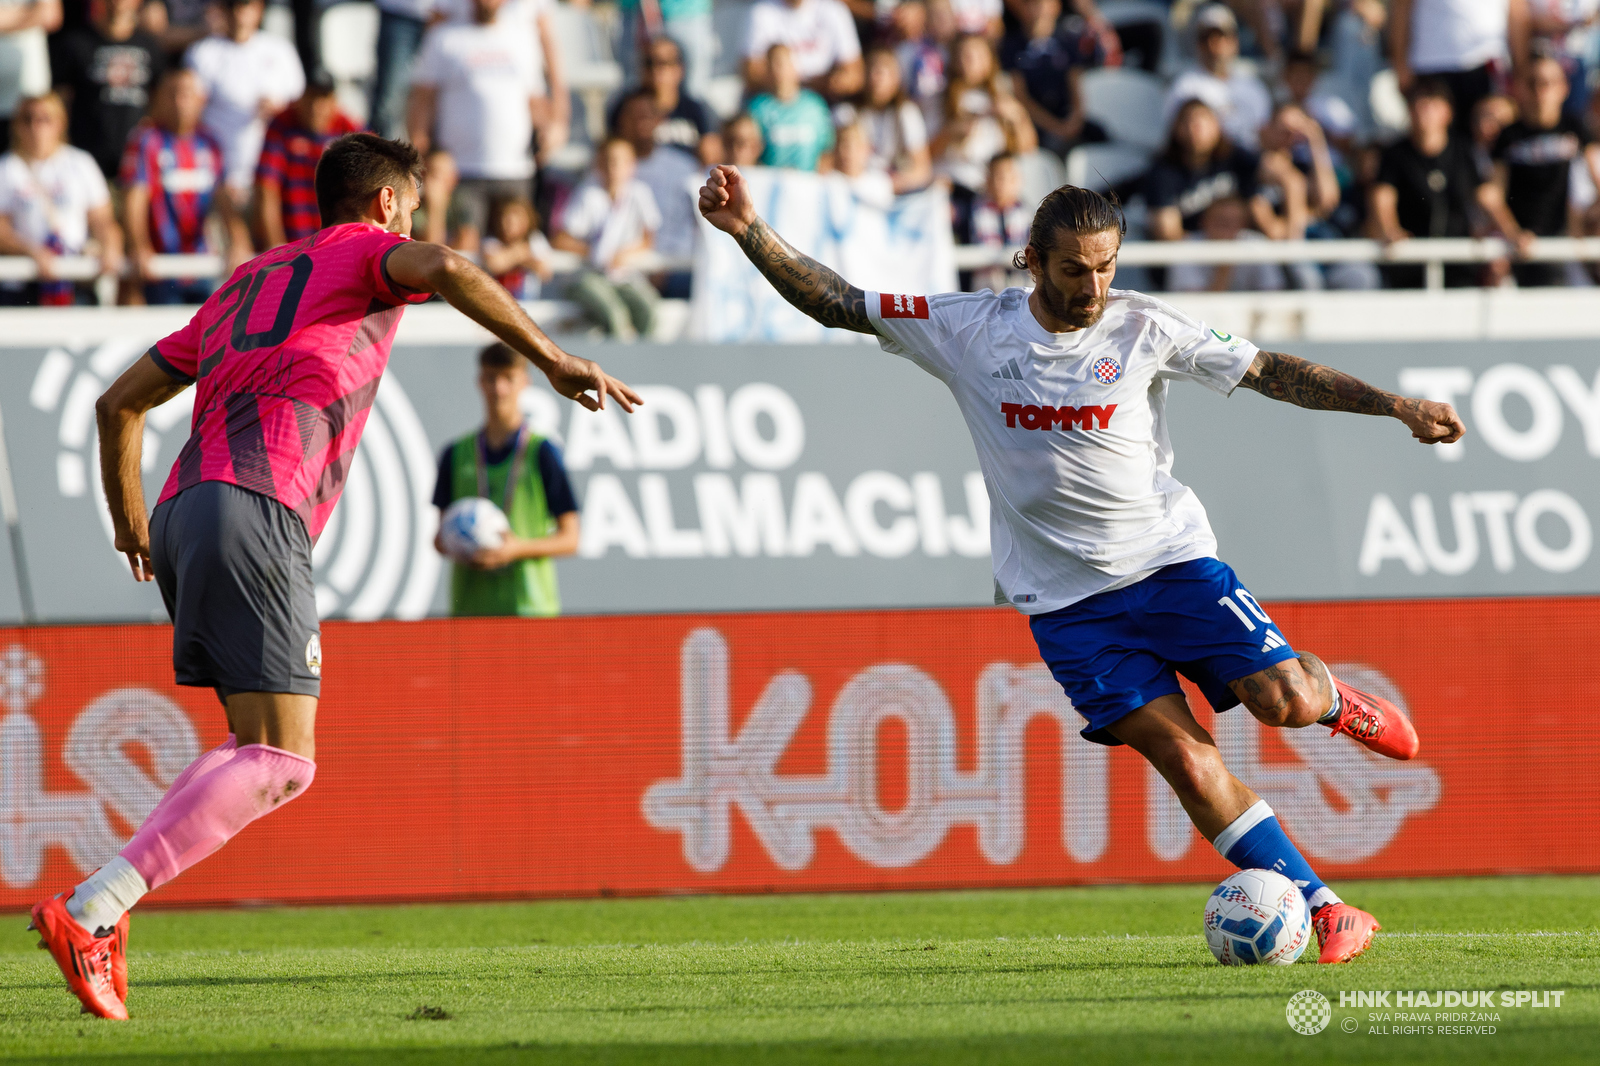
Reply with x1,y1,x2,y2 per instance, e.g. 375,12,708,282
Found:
713,0,753,77
1064,142,1153,192
704,75,745,121
1369,68,1409,137
262,0,294,44
1080,67,1168,151
1017,149,1067,207
320,2,379,126
1098,0,1169,28
552,3,625,141
1096,0,1173,72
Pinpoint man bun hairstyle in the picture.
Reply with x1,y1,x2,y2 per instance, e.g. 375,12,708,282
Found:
315,133,424,225
1012,184,1126,270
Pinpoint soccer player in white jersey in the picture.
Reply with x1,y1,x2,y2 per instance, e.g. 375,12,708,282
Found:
698,169,1466,964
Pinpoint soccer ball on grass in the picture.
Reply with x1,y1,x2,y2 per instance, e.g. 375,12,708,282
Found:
440,497,510,562
1203,869,1311,965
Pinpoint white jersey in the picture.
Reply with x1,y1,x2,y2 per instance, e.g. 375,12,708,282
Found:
865,286,1258,615
1407,0,1510,73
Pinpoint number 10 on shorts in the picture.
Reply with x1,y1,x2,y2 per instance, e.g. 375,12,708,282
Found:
1217,590,1273,631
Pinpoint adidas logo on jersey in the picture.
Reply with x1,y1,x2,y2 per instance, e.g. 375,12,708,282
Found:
1261,630,1287,654
991,359,1025,380
1000,402,1117,431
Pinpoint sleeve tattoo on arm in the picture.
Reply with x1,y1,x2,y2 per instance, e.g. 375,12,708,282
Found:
1239,349,1421,420
737,218,875,334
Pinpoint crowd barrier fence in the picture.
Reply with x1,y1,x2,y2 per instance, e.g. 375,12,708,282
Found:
19,235,1600,303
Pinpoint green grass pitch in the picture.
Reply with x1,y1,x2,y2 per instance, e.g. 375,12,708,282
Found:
0,876,1595,1065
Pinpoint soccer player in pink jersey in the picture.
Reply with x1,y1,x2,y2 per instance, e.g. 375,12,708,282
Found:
27,134,641,1020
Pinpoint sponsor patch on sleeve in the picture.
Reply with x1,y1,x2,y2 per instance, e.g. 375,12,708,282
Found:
879,293,929,319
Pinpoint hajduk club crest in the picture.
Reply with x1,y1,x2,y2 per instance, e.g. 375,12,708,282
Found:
1092,358,1122,384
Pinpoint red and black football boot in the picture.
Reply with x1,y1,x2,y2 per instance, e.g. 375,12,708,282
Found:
1314,903,1381,964
1327,674,1421,760
27,894,127,1020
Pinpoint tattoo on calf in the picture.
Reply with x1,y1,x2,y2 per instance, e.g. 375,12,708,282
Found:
737,218,875,335
1298,651,1330,697
1229,653,1337,725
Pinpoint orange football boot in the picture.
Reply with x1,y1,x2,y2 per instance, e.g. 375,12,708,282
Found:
1327,675,1420,760
1314,903,1381,964
27,894,127,1020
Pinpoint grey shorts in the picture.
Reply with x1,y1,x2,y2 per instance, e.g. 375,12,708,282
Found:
150,481,322,702
451,176,534,236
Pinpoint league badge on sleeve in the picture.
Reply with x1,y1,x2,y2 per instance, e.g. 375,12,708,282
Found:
1092,357,1123,384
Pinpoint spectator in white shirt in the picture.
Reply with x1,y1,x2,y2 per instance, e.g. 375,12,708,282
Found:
554,138,662,339
1161,3,1272,152
1390,0,1531,138
185,0,304,201
0,0,59,150
948,0,1002,40
838,47,932,193
931,33,1036,195
434,0,568,161
0,92,121,304
611,88,701,299
743,0,864,101
407,0,543,249
833,120,894,208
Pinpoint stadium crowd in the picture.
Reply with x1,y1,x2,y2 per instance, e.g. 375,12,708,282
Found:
0,0,1597,319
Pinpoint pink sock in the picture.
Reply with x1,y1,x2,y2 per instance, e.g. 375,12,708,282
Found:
139,735,238,830
119,744,316,891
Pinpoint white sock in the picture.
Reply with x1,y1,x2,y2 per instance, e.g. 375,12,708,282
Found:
65,856,148,935
1306,885,1342,912
1316,660,1342,724
1212,799,1275,858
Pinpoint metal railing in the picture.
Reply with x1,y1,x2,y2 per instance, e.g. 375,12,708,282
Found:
950,236,1600,290
14,237,1600,300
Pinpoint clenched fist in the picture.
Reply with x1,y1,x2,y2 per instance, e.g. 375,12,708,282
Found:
698,165,758,240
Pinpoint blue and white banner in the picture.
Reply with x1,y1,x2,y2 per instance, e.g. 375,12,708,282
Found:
688,168,958,344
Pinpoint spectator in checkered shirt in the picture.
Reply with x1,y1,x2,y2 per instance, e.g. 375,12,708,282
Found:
253,74,358,247
120,67,250,304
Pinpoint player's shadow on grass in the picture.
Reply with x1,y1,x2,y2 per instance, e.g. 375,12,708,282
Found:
17,1028,1600,1066
129,970,460,989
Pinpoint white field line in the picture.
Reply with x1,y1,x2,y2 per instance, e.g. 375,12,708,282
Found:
104,930,1600,961
1031,931,1598,944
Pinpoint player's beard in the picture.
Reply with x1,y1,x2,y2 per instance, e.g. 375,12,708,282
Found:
1035,270,1105,329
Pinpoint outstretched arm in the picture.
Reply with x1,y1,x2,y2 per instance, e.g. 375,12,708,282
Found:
1238,349,1466,445
386,241,641,413
697,164,875,335
97,355,192,581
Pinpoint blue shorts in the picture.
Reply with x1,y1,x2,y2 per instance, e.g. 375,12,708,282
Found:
1029,557,1299,746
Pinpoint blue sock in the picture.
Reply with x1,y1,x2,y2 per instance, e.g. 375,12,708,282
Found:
1214,801,1341,913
